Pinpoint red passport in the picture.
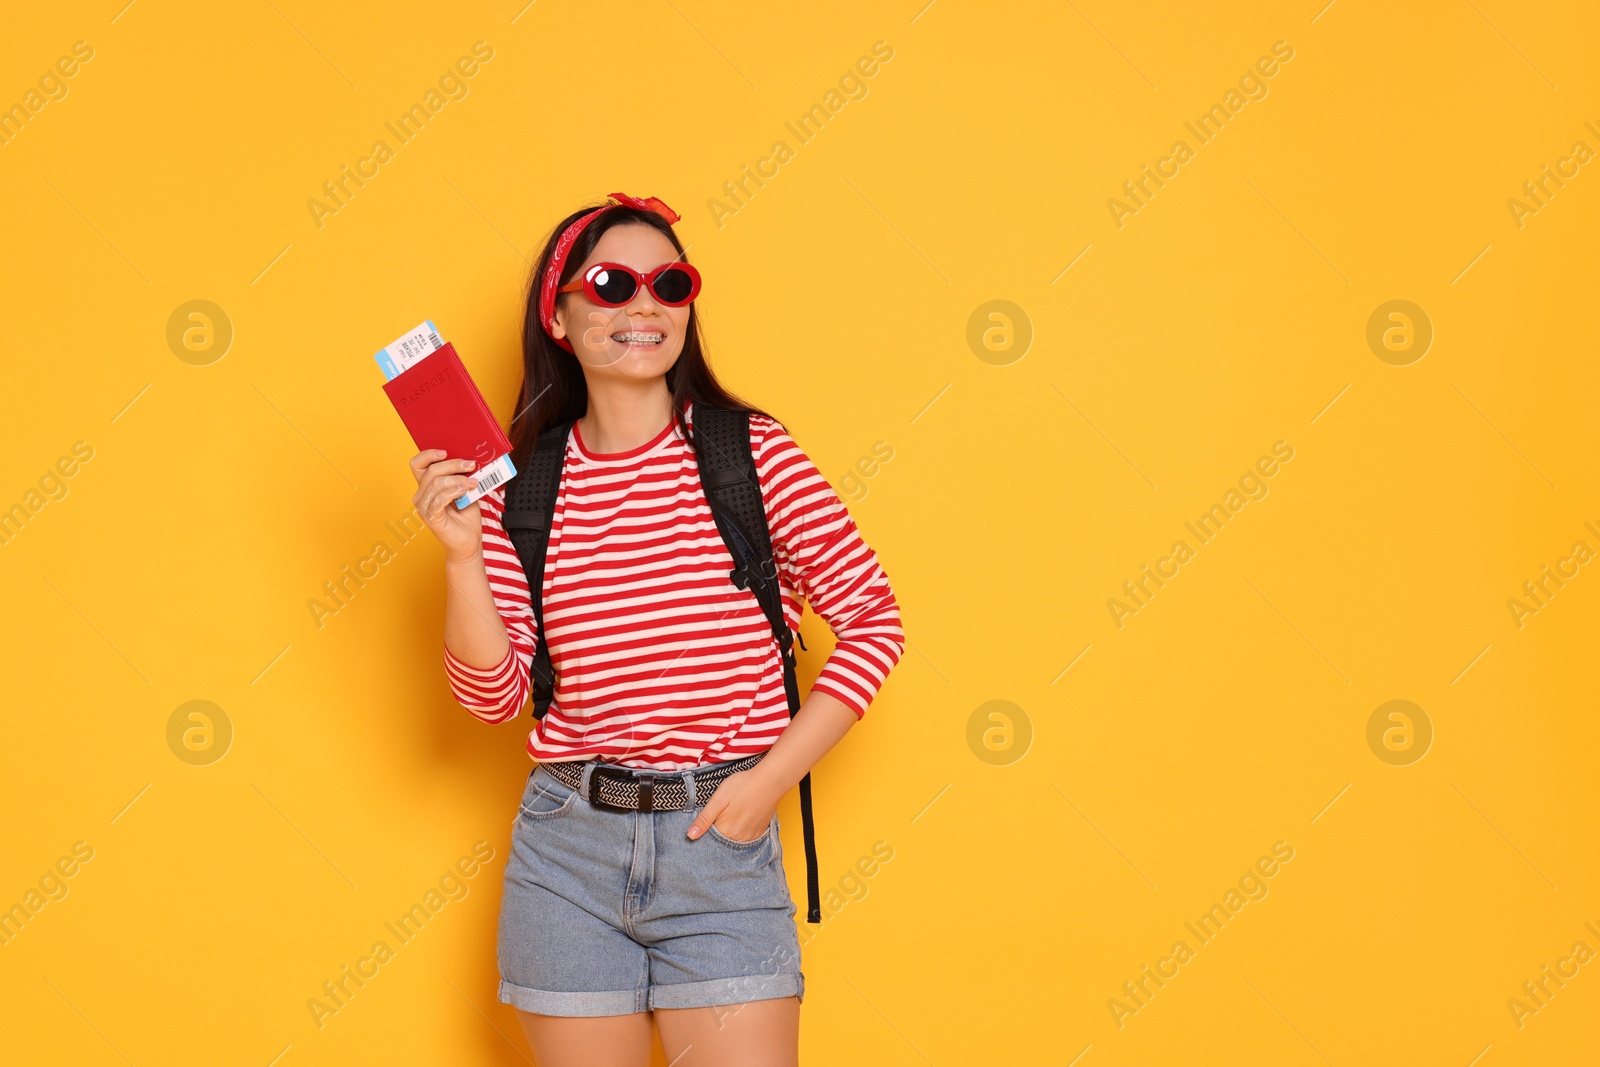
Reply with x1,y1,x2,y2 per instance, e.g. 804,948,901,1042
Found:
381,342,511,469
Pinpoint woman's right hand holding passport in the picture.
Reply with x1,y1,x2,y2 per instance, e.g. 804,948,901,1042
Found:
410,450,484,563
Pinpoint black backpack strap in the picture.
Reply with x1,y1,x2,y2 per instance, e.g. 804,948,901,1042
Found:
693,406,822,925
500,421,574,720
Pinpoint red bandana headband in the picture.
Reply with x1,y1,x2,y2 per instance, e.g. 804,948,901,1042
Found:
539,192,682,353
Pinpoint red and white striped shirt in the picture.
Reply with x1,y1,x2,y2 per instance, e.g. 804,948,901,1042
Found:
442,405,904,770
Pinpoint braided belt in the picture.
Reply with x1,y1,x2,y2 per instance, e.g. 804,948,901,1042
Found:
541,752,764,813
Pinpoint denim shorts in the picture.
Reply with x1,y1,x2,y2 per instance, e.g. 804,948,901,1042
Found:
497,759,805,1016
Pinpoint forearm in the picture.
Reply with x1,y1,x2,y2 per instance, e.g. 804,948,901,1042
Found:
442,549,511,670
751,689,859,797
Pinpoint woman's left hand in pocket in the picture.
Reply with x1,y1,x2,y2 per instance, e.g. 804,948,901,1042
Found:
687,769,781,843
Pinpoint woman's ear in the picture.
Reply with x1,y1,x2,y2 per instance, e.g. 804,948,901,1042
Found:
550,302,567,342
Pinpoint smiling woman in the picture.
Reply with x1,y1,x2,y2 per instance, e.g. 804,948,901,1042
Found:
405,194,904,1067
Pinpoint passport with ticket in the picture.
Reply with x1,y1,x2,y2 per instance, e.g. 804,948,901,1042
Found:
375,321,517,509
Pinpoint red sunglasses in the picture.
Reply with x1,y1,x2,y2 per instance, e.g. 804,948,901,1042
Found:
558,261,702,308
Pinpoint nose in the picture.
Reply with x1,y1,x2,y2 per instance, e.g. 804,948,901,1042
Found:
625,282,659,315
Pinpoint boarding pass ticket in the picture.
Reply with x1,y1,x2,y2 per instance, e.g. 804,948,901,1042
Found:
374,320,445,380
375,320,517,510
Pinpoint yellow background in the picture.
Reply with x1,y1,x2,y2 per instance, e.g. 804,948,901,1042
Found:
3,0,1597,1063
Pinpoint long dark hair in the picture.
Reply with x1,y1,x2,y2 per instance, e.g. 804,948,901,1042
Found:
508,201,768,467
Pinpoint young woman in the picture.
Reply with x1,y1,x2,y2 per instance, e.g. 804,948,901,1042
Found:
409,192,904,1067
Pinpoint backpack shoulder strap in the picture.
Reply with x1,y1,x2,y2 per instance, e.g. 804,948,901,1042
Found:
692,405,823,924
692,407,791,665
500,420,573,720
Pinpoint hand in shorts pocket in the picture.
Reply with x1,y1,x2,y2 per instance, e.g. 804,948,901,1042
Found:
686,768,778,844
705,815,775,848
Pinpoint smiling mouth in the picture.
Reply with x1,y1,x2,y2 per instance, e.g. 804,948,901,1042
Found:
611,329,665,347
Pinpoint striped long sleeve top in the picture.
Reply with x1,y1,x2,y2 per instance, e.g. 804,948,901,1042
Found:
442,404,904,770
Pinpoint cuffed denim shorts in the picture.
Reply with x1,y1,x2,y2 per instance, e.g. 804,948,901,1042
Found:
497,759,805,1016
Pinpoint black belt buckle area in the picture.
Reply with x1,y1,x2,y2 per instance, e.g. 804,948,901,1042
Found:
580,754,761,813
587,765,642,813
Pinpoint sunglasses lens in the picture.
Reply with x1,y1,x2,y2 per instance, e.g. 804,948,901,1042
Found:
652,267,696,305
588,268,638,306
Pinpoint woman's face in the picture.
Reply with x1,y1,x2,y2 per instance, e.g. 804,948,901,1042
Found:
551,222,693,380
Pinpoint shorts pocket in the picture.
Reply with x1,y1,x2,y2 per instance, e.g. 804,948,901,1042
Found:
706,814,777,849
519,769,578,820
